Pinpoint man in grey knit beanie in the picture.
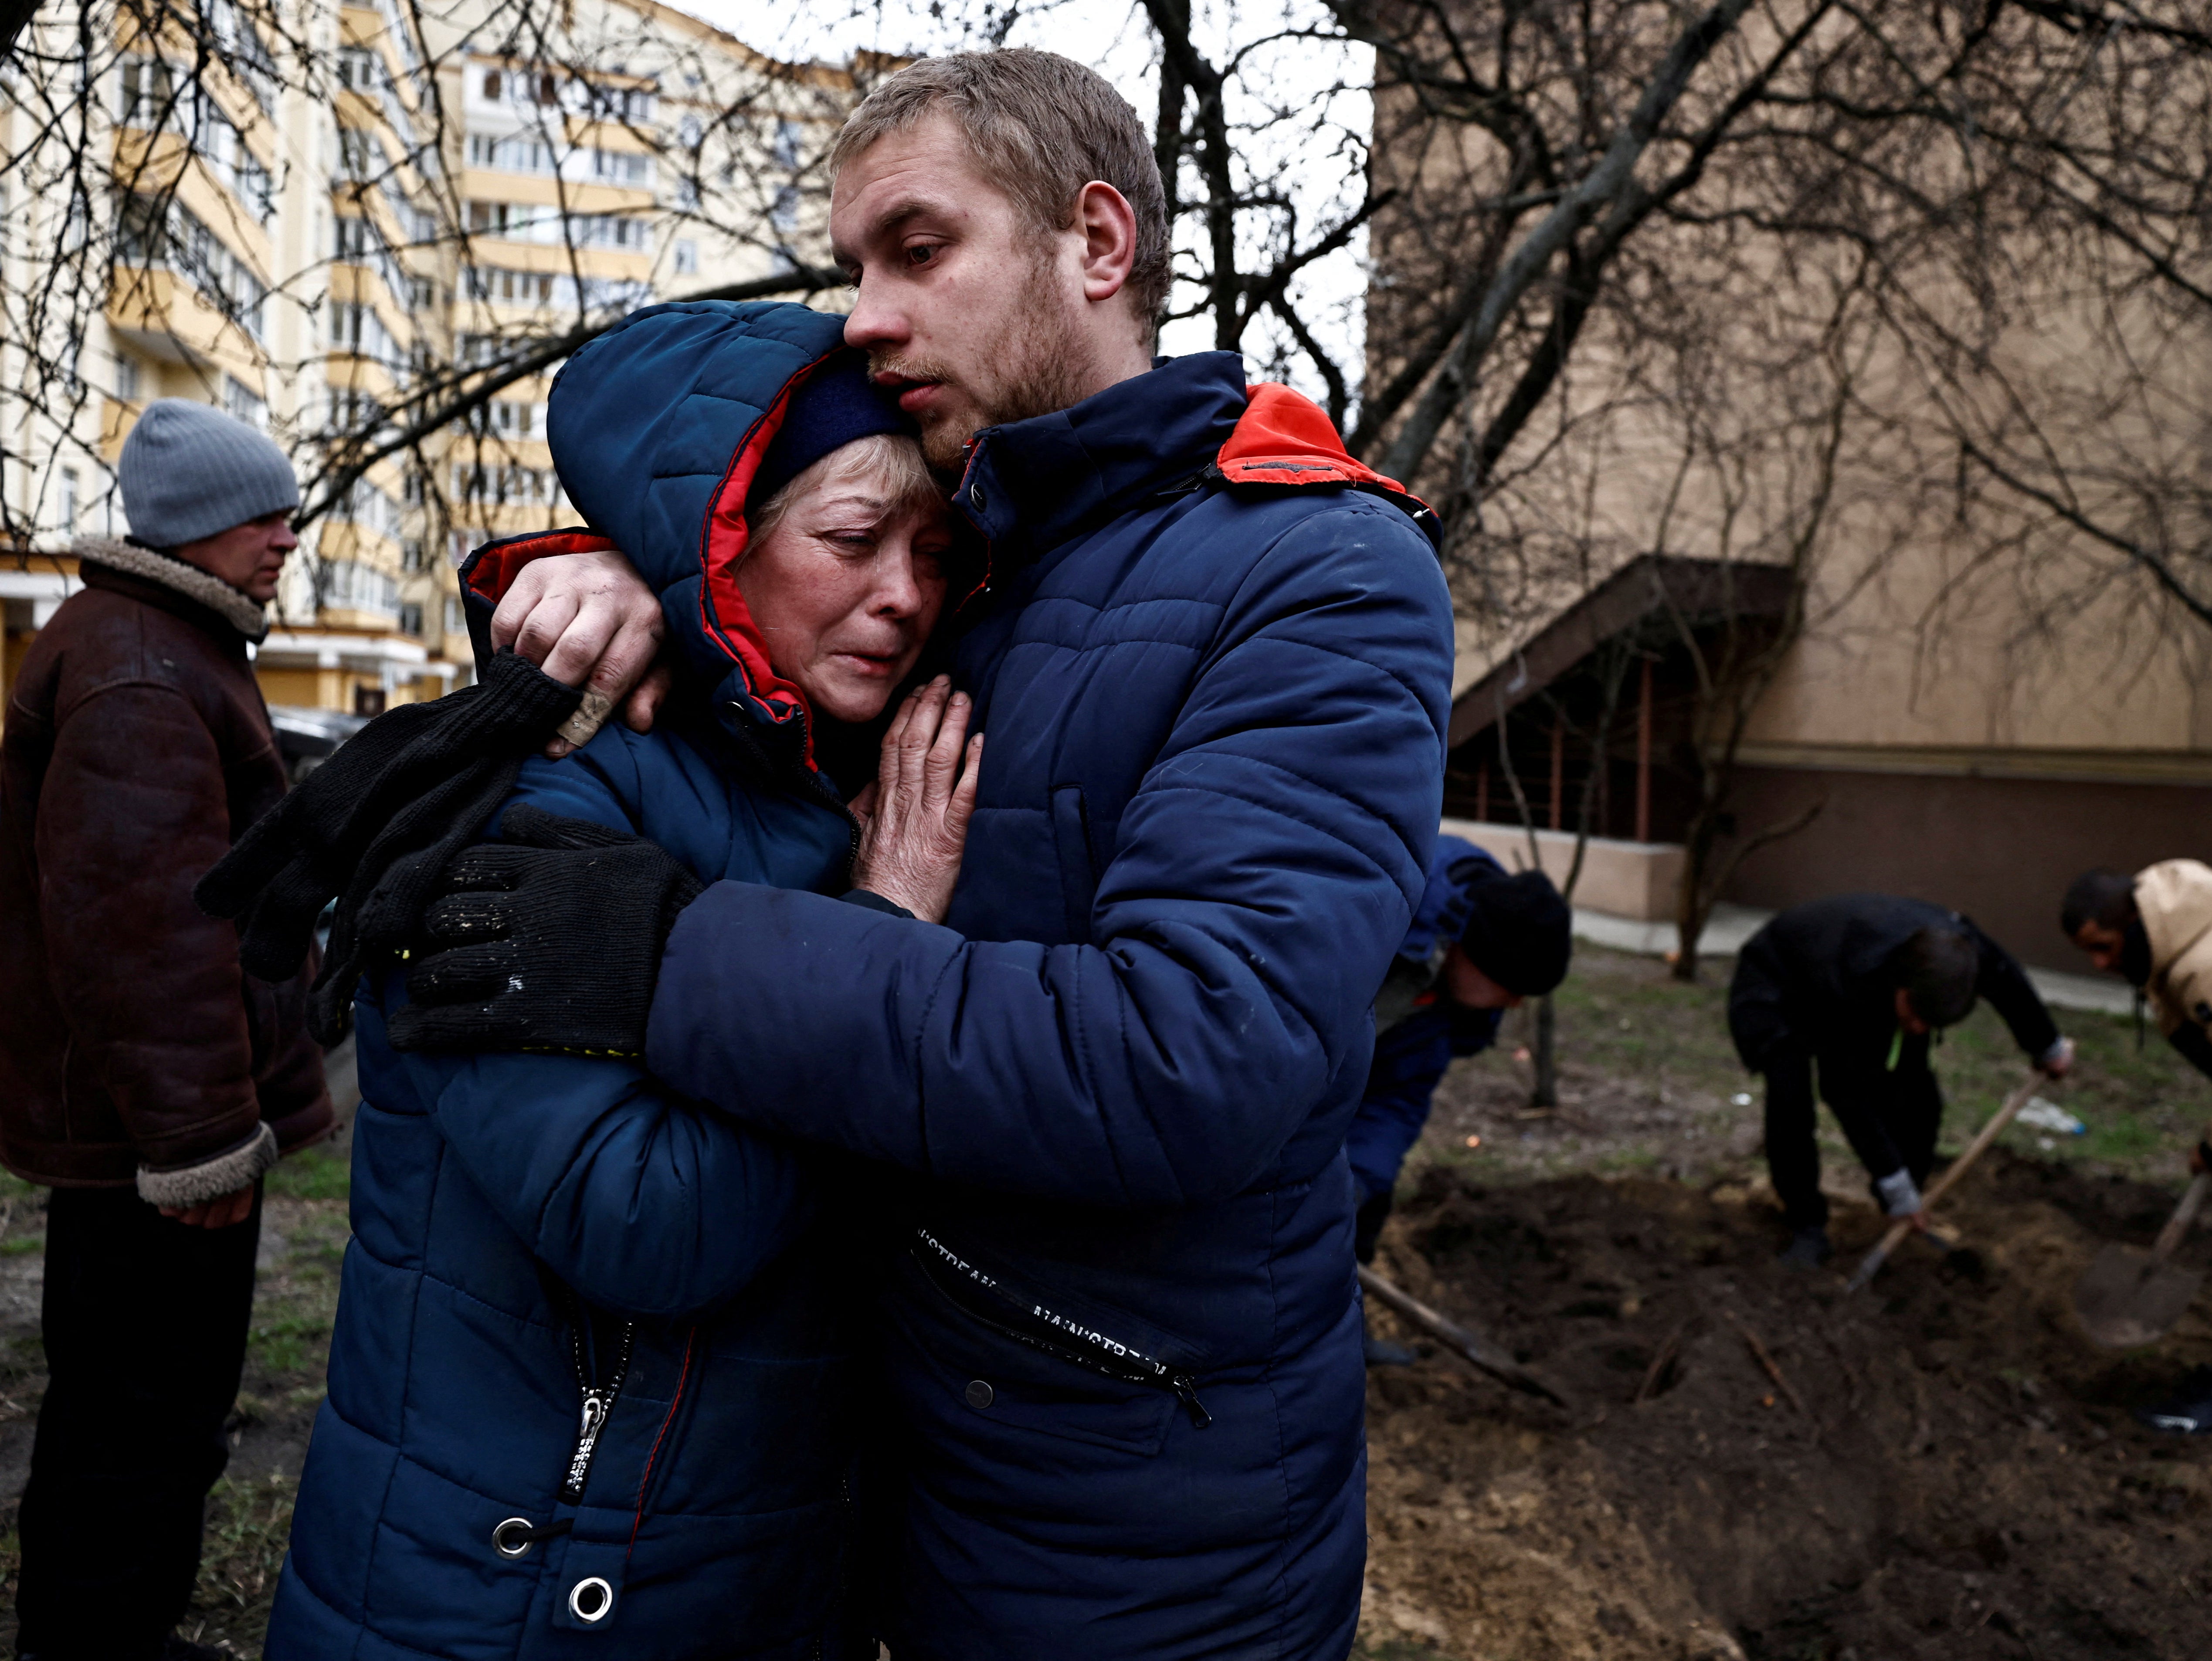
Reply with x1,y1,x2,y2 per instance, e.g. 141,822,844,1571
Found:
121,397,301,550
74,398,304,635
1,396,331,1661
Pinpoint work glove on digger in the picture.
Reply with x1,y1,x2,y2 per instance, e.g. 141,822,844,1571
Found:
388,804,704,1057
196,651,585,1041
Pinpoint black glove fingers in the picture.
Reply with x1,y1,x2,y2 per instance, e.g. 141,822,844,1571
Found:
403,938,521,1006
420,890,522,947
388,832,705,1055
434,844,537,897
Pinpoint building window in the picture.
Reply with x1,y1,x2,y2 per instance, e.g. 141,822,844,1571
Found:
399,601,424,636
353,685,387,716
673,238,696,276
338,126,377,176
114,356,141,400
323,556,400,617
469,133,556,174
445,596,465,634
593,148,650,185
59,468,79,530
118,56,178,128
224,376,265,429
401,538,424,571
337,47,380,92
481,68,502,101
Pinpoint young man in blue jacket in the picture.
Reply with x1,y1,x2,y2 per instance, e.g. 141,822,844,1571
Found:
400,49,1455,1661
1351,839,1569,1364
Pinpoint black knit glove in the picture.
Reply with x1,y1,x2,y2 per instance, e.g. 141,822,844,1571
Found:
196,652,583,1041
387,805,705,1055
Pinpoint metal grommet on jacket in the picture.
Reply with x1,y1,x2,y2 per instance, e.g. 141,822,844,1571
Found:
964,1378,994,1409
568,1576,615,1623
490,1515,571,1560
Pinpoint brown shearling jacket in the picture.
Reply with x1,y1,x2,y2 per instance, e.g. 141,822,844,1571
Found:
0,540,332,1200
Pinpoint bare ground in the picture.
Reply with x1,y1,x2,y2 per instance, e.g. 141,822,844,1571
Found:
1356,949,2212,1661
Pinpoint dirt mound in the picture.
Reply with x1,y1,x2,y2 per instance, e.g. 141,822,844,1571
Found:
1359,1151,2212,1660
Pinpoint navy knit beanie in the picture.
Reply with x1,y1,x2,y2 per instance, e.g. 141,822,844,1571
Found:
753,349,916,506
1459,867,1573,997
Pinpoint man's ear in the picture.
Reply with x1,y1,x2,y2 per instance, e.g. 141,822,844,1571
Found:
1074,180,1138,305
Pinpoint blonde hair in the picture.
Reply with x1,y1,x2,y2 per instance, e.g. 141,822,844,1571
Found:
746,431,941,546
829,50,1171,334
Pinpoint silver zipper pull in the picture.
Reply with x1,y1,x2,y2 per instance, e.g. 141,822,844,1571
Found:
562,1390,609,1501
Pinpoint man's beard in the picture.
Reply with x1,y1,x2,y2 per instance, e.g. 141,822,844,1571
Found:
872,262,1097,473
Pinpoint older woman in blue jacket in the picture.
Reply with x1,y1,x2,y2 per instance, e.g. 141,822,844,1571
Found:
267,304,975,1660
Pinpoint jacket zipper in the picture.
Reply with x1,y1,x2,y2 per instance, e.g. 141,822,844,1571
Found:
911,1227,1211,1428
560,1296,636,1503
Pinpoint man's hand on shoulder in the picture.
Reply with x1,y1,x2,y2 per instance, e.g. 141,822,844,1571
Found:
492,548,670,757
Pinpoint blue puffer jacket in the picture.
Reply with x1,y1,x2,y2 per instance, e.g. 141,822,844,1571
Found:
268,307,882,1661
1345,837,1507,1202
475,303,1457,1660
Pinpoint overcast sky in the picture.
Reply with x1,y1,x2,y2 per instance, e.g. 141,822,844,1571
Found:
670,0,1372,404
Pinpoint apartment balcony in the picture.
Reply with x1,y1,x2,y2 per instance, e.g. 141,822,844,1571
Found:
106,266,265,382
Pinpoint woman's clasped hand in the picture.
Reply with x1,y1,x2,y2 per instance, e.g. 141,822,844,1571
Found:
849,675,982,925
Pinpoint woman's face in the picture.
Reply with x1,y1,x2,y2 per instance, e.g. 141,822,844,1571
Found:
739,450,952,725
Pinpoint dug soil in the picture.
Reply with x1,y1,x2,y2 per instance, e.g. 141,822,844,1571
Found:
1359,1151,2212,1661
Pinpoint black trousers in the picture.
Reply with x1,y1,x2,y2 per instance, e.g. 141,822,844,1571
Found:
15,1184,261,1661
1763,1043,1942,1232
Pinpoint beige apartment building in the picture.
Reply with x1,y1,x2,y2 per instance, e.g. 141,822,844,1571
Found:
1,0,854,730
1422,285,2212,973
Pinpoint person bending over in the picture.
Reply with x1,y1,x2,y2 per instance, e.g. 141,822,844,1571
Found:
262,321,974,1659
1352,839,1569,1363
2064,862,2212,1434
1730,894,2072,1267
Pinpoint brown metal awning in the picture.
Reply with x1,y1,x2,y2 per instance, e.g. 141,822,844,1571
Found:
1447,553,1794,747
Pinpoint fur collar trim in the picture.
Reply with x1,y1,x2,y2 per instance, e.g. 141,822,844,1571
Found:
74,536,272,642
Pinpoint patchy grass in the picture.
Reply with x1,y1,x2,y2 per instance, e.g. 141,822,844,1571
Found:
265,1139,351,1203
182,1471,301,1653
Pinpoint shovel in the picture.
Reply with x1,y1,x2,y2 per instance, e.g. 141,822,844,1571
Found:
1846,1073,2043,1293
2074,1173,2209,1349
1356,1265,1570,1407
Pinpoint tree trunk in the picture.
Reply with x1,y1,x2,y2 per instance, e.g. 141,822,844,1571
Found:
1671,813,1720,983
1530,992,1559,1107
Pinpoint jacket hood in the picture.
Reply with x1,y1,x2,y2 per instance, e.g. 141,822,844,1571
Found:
465,302,858,752
1397,835,1503,966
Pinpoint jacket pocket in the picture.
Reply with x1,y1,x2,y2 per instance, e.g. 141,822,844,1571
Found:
1049,784,1096,945
895,1230,1207,1460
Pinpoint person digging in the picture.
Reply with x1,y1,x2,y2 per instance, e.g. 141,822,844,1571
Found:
1350,840,1570,1365
1729,894,2074,1268
2064,862,2212,1433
